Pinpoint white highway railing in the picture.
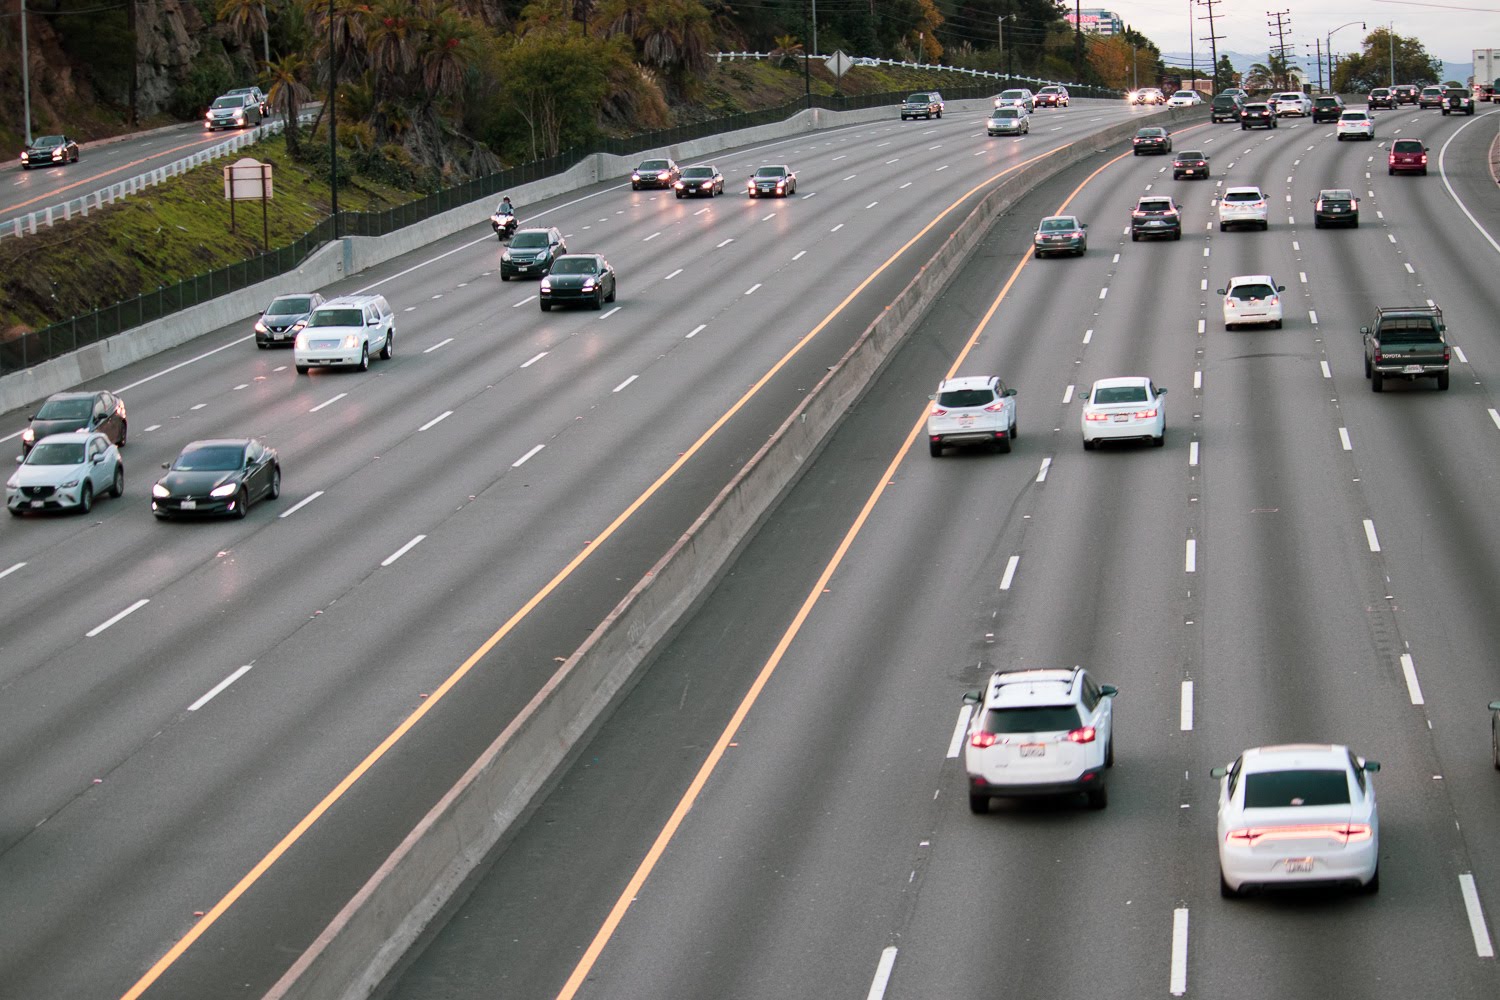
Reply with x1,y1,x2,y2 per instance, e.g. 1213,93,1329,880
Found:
713,51,1073,88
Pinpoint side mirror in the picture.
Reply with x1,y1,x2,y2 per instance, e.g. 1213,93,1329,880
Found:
161,462,170,469
1077,391,1089,402
961,689,982,705
928,393,937,401
14,456,21,465
1489,701,1500,711
1359,326,1371,335
368,317,379,325
1209,766,1229,779
1157,387,1168,395
1276,285,1286,292
92,454,104,465
1100,684,1118,697
1003,388,1018,397
1080,222,1089,229
1216,288,1227,295
1363,761,1381,773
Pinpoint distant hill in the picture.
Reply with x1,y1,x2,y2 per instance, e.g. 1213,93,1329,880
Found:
1160,50,1468,87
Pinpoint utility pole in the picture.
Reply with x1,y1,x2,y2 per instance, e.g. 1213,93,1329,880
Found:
1188,0,1195,91
1388,22,1396,87
21,0,32,145
1267,9,1293,90
803,0,811,107
1310,39,1323,92
1197,0,1225,96
328,0,339,239
1074,0,1084,81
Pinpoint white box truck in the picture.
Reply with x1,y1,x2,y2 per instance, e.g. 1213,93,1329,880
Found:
1474,48,1499,100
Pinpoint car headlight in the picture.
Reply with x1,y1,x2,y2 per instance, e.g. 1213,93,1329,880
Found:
658,171,671,179
295,334,308,349
19,151,29,161
291,319,307,332
52,149,64,160
631,172,641,181
581,279,595,291
502,250,512,261
341,334,359,349
21,427,34,445
674,180,685,189
210,483,238,498
5,475,17,489
540,278,552,291
60,476,81,488
152,483,171,498
254,320,268,334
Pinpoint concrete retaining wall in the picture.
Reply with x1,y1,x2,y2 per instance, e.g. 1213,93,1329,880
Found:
263,106,1201,1000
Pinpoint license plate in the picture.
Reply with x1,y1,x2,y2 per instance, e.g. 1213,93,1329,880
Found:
1183,169,1197,175
1020,744,1045,757
180,499,196,510
959,415,976,426
1113,414,1130,422
30,500,43,508
1403,364,1424,374
1284,858,1314,873
1148,221,1164,227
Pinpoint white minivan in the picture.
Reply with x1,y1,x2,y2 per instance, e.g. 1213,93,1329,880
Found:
294,295,395,373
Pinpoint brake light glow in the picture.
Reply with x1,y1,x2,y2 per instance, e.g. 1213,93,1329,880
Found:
984,402,1007,413
1084,412,1110,421
1132,408,1159,419
970,731,999,748
1066,726,1096,743
1225,823,1372,845
929,405,947,416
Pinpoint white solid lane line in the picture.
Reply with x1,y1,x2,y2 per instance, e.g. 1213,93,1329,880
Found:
423,338,453,354
188,664,254,712
1363,519,1381,552
866,201,879,209
419,410,453,432
1180,681,1194,731
521,352,547,368
309,393,347,413
382,535,427,567
113,334,254,394
1339,427,1352,451
1036,457,1052,482
865,947,899,1000
88,599,149,637
1170,908,1190,996
0,561,26,580
1459,874,1496,958
612,375,638,393
999,555,1020,591
1185,539,1197,573
278,490,323,518
512,444,544,467
947,706,973,758
1399,653,1425,705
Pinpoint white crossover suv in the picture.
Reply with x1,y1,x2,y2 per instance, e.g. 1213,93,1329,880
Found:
1220,275,1286,329
7,431,124,516
294,294,395,373
1218,186,1270,231
926,375,1018,456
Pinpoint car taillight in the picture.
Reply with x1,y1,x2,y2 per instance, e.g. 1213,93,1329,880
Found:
984,402,1007,412
1133,408,1158,419
970,731,999,748
1267,296,1279,306
1443,347,1451,362
1226,823,1372,845
1132,211,1146,218
1373,349,1383,362
1420,154,1428,164
1084,412,1110,421
1315,200,1324,210
1166,211,1180,219
1066,726,1096,743
929,405,947,416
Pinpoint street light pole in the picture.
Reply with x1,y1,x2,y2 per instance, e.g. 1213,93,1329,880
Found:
21,0,32,146
328,0,338,239
1388,22,1395,87
1325,21,1364,94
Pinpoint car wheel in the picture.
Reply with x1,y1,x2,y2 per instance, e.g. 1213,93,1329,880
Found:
1172,229,1181,241
968,793,990,814
1436,371,1450,391
631,182,640,190
296,364,309,374
1260,221,1269,231
540,300,551,312
1009,415,1018,440
268,465,281,500
1363,867,1380,894
1315,219,1325,228
1218,223,1225,232
593,289,604,310
110,465,124,499
118,422,126,447
1351,217,1359,228
1153,429,1165,447
8,507,22,516
1083,437,1096,451
1220,871,1242,898
606,281,616,303
1077,243,1086,256
1131,232,1140,242
1372,372,1384,392
1388,168,1395,175
1492,719,1498,769
77,482,93,514
1085,785,1107,810
1105,737,1114,768
500,272,510,281
257,340,269,348
233,486,249,519
380,331,393,360
357,345,369,372
1420,168,1427,176
995,434,1012,454
675,191,684,199
1364,355,1372,378
928,440,943,458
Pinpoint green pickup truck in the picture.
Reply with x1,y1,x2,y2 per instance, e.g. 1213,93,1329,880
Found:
1362,305,1449,392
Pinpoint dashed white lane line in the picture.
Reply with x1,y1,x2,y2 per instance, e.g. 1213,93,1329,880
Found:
1453,346,1468,364
664,268,683,280
1099,287,1108,300
1405,262,1416,273
761,213,776,222
801,192,817,199
418,410,453,432
1197,319,1206,334
309,393,346,413
188,664,254,712
716,238,734,248
1061,384,1075,404
87,599,149,637
1189,441,1199,467
613,375,638,393
423,338,453,353
865,946,899,1000
404,306,417,313
1459,873,1496,958
1083,329,1093,344
144,424,162,433
1203,246,1211,257
1399,653,1425,705
1489,408,1500,430
1193,371,1203,390
643,232,661,242
1363,519,1381,552
278,491,323,518
1170,908,1190,996
686,324,706,339
1036,457,1052,482
233,383,248,391
1299,272,1307,284
512,295,537,308
1113,253,1121,263
1320,361,1332,379
745,283,762,296
1185,539,1197,573
1309,310,1319,325
1388,233,1397,243
843,174,857,181
512,444,544,467
791,250,807,261
999,555,1020,591
190,403,206,411
1180,681,1194,730
899,182,912,189
521,351,548,368
600,306,622,319
831,223,845,232
1339,427,1352,450
866,201,880,209
935,165,949,172
947,706,974,758
0,561,26,580
381,534,427,567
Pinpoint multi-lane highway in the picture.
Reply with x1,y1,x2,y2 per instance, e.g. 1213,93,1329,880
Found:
0,98,1178,998
379,107,1500,999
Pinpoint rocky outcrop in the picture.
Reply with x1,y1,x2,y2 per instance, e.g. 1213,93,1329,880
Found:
134,0,211,117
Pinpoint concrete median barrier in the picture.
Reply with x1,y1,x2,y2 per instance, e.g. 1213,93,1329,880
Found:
262,105,1199,1000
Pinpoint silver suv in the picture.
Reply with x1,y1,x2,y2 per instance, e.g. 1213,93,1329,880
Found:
962,668,1118,812
293,294,395,373
926,376,1018,456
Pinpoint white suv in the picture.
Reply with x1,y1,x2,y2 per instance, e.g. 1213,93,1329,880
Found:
1219,274,1286,329
962,668,1117,812
926,376,1018,456
294,294,395,373
1271,91,1311,116
1218,186,1269,231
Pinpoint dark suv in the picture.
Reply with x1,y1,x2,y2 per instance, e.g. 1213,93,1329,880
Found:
1131,196,1182,241
1368,87,1396,109
901,92,944,120
1312,95,1345,122
501,227,567,280
1131,127,1172,154
1240,102,1277,129
1211,93,1245,122
1393,84,1419,104
1362,305,1449,392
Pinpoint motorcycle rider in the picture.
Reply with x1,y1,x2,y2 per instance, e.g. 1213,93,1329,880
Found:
493,196,518,240
498,196,515,218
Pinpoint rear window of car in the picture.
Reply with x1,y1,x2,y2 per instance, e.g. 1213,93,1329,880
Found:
1000,90,1025,100
1177,151,1205,160
1341,112,1369,120
1039,219,1075,232
1229,283,1275,300
1243,769,1350,807
1093,386,1148,404
1137,128,1165,136
1379,318,1440,341
1393,140,1423,152
938,388,996,407
1224,191,1263,202
981,705,1083,734
1212,96,1237,106
1321,190,1353,200
1138,200,1173,212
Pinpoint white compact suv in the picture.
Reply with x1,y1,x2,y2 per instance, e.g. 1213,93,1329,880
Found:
962,667,1117,812
926,376,1018,456
1218,186,1269,231
294,294,395,373
1270,91,1312,116
1220,275,1286,329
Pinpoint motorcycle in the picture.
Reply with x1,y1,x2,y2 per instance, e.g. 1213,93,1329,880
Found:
490,211,518,240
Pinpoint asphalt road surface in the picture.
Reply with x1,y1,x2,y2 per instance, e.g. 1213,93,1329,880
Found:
0,99,1172,998
382,108,1500,999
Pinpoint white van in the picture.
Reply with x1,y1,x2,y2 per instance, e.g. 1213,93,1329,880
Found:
293,294,395,373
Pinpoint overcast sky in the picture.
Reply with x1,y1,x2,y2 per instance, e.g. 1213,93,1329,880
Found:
1107,1,1473,67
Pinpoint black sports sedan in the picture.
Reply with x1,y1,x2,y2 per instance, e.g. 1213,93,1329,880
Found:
1172,150,1210,179
631,158,680,190
1312,189,1359,228
1131,127,1172,155
20,134,80,169
539,255,617,311
21,390,126,455
674,165,724,198
1239,103,1277,129
747,165,797,198
152,438,280,519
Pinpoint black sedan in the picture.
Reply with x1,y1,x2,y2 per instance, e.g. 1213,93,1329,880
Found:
747,165,797,198
21,390,126,455
539,255,617,311
1239,103,1277,129
20,134,80,169
152,438,280,519
674,165,724,198
631,158,680,190
1131,128,1171,155
1312,189,1359,228
1172,150,1210,179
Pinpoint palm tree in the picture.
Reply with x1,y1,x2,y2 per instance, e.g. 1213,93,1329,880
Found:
366,0,419,77
218,0,272,63
417,2,475,106
770,33,803,70
264,53,312,153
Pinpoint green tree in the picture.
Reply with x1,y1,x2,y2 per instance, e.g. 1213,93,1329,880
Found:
488,33,617,158
597,0,714,92
218,0,271,62
1215,54,1237,89
264,52,312,153
1332,28,1443,91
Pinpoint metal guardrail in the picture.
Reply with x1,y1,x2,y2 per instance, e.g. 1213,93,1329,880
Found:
713,51,1118,97
1,111,318,242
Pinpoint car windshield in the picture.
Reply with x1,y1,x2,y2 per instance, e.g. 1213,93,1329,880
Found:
992,109,1019,119
938,388,996,408
681,167,714,178
174,445,244,471
755,167,787,178
1243,769,1350,808
1225,191,1263,202
1094,386,1148,404
637,160,669,171
1393,140,1423,152
1229,283,1275,300
1039,218,1076,232
307,308,363,327
1000,90,1024,99
228,88,256,97
511,231,550,248
1040,87,1059,94
907,93,932,102
31,135,64,148
35,398,92,419
211,97,243,109
266,297,312,315
551,257,598,275
981,705,1083,734
26,442,85,465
